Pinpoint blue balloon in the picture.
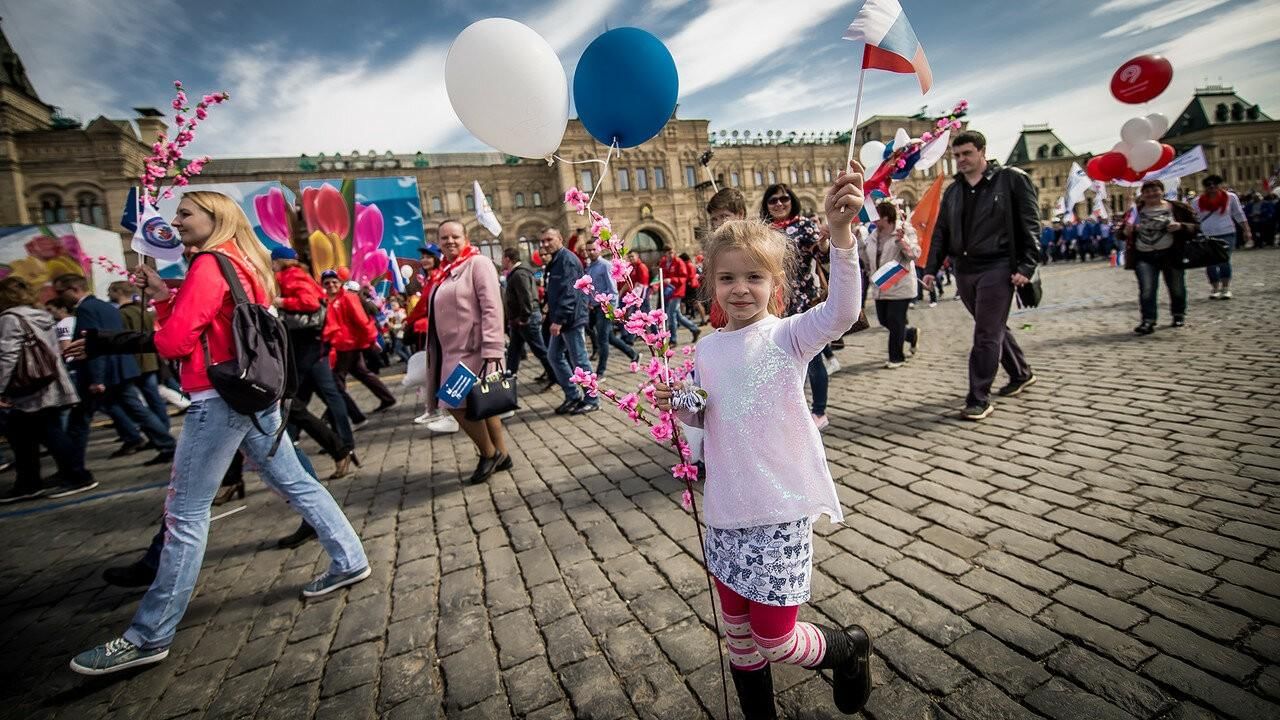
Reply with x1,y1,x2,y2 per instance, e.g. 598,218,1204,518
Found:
573,28,679,148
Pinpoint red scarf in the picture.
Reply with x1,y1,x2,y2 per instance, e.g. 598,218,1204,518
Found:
771,217,794,230
1198,190,1228,215
437,244,479,277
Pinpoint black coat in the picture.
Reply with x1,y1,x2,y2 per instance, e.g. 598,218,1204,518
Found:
544,249,588,329
73,296,140,390
928,165,1041,278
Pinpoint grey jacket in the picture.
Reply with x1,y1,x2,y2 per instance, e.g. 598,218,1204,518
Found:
0,306,79,412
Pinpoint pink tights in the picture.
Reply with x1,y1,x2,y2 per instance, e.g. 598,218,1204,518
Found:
716,579,827,672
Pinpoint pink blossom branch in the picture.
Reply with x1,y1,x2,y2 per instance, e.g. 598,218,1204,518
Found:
139,81,229,207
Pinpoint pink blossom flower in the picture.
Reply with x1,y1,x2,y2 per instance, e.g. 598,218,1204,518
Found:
642,384,657,404
629,360,640,373
673,463,699,481
574,276,594,293
621,287,645,309
624,314,648,335
650,422,672,442
680,489,693,510
593,292,612,306
175,115,187,126
951,120,962,130
564,187,590,213
590,212,611,238
609,259,631,283
619,393,639,412
936,118,948,129
921,132,934,143
195,107,208,120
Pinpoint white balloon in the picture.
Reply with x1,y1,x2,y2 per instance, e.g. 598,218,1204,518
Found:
445,19,569,158
1112,141,1131,154
400,264,414,281
859,141,886,174
1124,139,1162,172
1145,112,1169,138
893,127,910,151
1120,117,1153,145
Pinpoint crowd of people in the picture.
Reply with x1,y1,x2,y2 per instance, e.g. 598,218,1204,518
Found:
0,126,1266,717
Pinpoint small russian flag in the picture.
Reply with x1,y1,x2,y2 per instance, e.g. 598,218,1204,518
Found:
871,261,911,289
843,0,933,94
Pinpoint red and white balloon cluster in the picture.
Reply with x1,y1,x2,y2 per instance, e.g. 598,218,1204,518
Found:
1087,113,1175,182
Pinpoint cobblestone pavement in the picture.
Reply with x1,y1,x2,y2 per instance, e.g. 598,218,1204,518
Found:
1,250,1278,720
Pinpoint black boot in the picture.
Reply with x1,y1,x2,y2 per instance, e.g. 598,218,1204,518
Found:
814,624,873,714
730,665,778,720
277,521,318,549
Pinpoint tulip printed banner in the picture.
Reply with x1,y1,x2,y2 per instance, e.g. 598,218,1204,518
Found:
0,222,129,301
150,181,297,278
300,176,425,283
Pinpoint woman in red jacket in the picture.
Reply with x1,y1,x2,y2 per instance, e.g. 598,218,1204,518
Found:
69,191,368,675
321,269,396,413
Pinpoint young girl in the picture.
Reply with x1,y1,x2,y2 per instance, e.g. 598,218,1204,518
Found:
658,164,870,717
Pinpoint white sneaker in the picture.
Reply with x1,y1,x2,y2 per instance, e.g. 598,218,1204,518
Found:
1209,290,1222,300
929,301,938,308
425,415,459,434
413,410,434,425
823,356,842,375
885,361,904,369
498,410,515,419
1220,289,1232,299
812,414,830,432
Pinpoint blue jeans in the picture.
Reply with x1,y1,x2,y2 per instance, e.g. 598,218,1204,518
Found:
1205,233,1235,284
548,326,593,405
123,397,366,650
136,372,170,431
141,442,320,571
590,307,638,376
297,347,355,453
665,301,699,343
806,355,828,415
507,311,555,380
68,384,175,462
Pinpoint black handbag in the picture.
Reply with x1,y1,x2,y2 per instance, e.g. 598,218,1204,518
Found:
1179,233,1230,269
3,312,59,397
465,360,517,421
280,306,325,332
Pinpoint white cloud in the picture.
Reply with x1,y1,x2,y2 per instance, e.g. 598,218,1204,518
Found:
1100,0,1230,38
665,0,856,97
1139,0,1280,66
194,0,621,157
1091,0,1162,16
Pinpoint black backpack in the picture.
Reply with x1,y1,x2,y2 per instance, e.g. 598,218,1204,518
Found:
197,252,296,453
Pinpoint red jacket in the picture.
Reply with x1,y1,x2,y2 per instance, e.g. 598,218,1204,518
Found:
323,289,377,352
153,245,268,393
276,265,323,313
658,256,690,299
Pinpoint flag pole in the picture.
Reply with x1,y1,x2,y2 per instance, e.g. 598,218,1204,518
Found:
845,63,868,168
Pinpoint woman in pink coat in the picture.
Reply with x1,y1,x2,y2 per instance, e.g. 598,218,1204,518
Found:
426,220,510,483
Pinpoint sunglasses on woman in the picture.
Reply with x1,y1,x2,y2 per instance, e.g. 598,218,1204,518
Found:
768,196,791,205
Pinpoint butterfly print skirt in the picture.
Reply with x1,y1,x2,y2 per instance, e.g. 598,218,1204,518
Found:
705,517,813,606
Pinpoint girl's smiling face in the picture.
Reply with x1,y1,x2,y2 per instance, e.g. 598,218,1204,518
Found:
714,248,775,330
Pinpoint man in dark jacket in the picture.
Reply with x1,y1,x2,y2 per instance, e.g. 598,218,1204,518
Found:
54,274,176,476
110,281,169,430
923,131,1039,420
539,228,596,415
502,247,556,389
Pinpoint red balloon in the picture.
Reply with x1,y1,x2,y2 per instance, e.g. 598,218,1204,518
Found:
1120,166,1144,182
1098,152,1129,180
1149,143,1176,172
531,251,543,266
1110,55,1173,104
1086,155,1113,182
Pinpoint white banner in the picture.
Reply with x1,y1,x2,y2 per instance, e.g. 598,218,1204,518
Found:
1113,146,1207,187
1065,162,1092,208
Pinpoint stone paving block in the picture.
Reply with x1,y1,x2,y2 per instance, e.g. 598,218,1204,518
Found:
504,657,565,717
1051,584,1147,630
1024,677,1137,720
1208,582,1280,624
1244,625,1280,664
975,550,1066,593
321,640,381,698
378,650,435,711
885,558,984,613
1215,559,1280,597
821,553,890,593
1164,527,1266,562
257,680,320,720
150,658,232,719
1045,644,1173,718
958,568,1051,617
942,678,1043,720
900,540,970,576
1121,555,1217,596
1142,654,1280,720
544,612,598,671
1126,534,1223,572
441,641,502,711
875,627,973,695
828,528,905,567
1041,552,1148,599
918,526,986,559
965,602,1063,658
1036,604,1155,670
203,663,272,719
865,581,974,646
558,654,634,720
1132,616,1259,683
949,630,1051,697
630,588,692,633
1132,586,1251,642
622,661,706,720
984,529,1059,562
863,676,956,720
492,607,544,670
268,635,330,693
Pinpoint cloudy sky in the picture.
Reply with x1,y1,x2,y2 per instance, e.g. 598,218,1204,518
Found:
3,0,1279,163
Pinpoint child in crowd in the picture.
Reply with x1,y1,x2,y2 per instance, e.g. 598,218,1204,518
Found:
705,187,749,329
657,163,871,717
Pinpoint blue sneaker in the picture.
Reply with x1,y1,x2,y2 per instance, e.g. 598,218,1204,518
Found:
301,566,371,598
70,637,168,675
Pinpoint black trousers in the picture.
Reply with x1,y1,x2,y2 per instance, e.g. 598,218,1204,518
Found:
5,406,83,493
874,298,913,363
334,349,396,406
955,267,1031,407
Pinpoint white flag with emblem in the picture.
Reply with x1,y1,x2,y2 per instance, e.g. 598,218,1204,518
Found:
473,180,502,237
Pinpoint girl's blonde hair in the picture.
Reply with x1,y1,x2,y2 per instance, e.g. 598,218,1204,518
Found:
700,219,794,316
182,190,277,299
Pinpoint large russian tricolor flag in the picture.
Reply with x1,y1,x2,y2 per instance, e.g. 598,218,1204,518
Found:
871,261,911,290
843,0,932,94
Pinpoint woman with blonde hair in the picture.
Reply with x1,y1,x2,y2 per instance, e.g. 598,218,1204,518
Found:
68,191,368,675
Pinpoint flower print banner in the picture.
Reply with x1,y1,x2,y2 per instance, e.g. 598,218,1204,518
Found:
149,181,297,279
300,176,425,283
0,222,128,301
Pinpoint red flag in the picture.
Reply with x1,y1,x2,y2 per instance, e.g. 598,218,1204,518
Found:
908,175,945,268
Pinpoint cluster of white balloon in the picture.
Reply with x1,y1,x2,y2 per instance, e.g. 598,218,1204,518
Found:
1116,113,1170,172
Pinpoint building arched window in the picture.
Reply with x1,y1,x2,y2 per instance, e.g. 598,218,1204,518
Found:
754,169,764,186
768,169,777,184
730,170,740,187
515,192,526,208
76,192,106,227
40,194,67,224
802,168,812,184
532,191,542,206
1037,145,1049,159
823,166,832,183
789,167,798,183
465,193,475,211
431,196,443,214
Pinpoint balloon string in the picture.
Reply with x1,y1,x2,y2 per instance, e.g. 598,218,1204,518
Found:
583,141,619,211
